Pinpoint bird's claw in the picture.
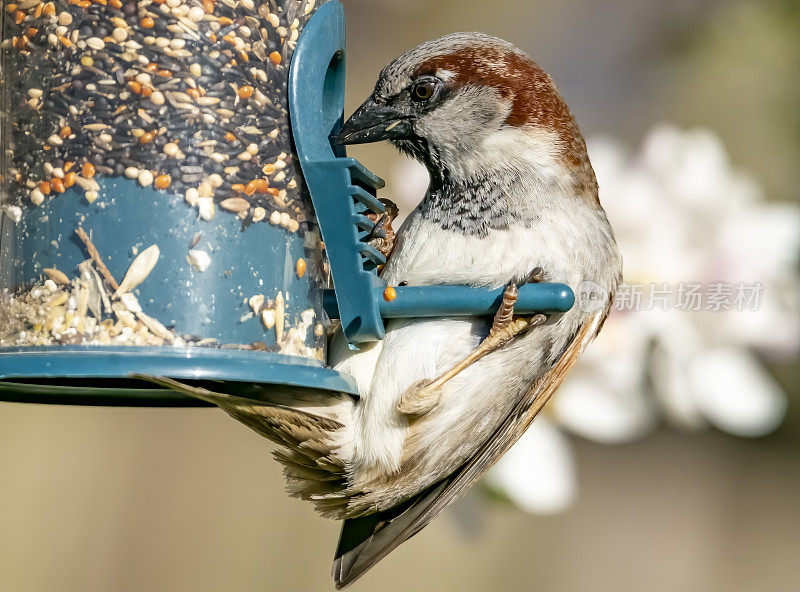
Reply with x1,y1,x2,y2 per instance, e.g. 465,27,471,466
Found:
526,266,544,284
367,198,400,263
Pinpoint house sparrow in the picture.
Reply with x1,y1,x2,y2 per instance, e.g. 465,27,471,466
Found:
143,32,621,589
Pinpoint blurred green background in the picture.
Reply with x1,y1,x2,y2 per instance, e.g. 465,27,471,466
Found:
1,0,798,590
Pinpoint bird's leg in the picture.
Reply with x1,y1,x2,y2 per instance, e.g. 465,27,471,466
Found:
397,269,548,417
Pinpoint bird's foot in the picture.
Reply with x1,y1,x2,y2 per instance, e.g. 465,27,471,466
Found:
366,199,400,264
481,276,547,348
478,281,547,353
396,279,548,418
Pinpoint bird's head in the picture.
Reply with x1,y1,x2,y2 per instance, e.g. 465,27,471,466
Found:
337,32,593,192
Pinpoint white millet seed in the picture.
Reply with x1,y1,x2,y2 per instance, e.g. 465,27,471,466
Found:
138,170,154,187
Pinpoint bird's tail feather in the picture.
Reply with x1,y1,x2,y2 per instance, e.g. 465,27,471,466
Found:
133,374,353,515
133,374,240,407
332,479,450,589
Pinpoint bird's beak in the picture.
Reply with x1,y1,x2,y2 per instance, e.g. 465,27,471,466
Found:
336,97,411,145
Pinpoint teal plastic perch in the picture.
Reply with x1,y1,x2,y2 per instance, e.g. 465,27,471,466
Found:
322,283,575,319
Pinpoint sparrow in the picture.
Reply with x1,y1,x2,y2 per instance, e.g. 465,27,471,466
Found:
143,32,622,589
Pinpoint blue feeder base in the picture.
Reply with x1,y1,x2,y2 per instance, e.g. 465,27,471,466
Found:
0,346,358,406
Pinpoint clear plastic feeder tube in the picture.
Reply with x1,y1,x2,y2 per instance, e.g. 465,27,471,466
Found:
0,0,326,362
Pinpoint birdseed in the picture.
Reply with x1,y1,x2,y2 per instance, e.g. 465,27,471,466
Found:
1,0,313,230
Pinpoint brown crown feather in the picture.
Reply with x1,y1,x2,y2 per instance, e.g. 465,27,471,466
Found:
412,46,598,198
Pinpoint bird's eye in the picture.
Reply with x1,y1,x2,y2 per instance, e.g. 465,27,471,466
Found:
411,80,437,102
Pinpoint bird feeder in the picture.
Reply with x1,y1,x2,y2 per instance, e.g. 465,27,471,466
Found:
0,0,574,406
